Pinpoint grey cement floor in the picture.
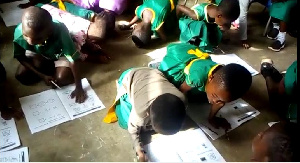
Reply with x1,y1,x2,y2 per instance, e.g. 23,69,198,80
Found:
0,0,297,161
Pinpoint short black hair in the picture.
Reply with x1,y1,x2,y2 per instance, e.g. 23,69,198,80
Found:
131,23,151,48
150,93,186,135
267,122,299,162
215,63,252,101
23,6,52,31
217,0,240,22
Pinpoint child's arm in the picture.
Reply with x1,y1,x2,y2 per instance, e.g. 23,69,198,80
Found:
176,5,198,20
179,81,192,94
208,103,231,130
119,16,139,30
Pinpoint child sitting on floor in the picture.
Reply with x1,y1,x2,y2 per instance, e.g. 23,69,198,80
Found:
176,0,240,53
14,6,86,103
103,67,187,162
0,62,23,120
261,59,297,122
119,0,178,48
158,43,252,129
251,121,299,161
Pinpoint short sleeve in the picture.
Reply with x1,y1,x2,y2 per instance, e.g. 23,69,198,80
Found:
13,24,26,58
13,42,26,59
58,23,80,62
135,5,145,19
191,4,206,21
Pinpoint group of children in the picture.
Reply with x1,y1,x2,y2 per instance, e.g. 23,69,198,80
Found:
0,0,298,162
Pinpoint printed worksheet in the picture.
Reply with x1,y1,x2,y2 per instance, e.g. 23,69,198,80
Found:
144,129,225,162
210,54,259,76
0,117,21,152
187,98,260,140
0,147,29,162
19,78,106,134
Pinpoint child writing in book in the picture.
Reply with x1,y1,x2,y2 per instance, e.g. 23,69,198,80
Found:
251,121,299,161
158,43,252,129
261,59,297,122
0,62,23,120
103,67,187,162
176,0,240,53
119,0,178,47
14,6,86,103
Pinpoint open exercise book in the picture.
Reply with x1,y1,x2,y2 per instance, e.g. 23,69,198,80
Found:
144,128,225,162
0,117,20,152
187,98,260,140
19,78,105,134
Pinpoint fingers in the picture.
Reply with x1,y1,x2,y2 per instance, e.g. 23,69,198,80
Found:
70,91,75,99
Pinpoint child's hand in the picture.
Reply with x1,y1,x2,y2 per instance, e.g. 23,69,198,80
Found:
43,75,55,86
136,150,148,162
71,87,87,103
209,117,231,130
1,107,24,120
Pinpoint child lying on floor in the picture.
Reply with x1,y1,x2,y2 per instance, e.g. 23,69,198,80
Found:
14,7,86,103
40,4,110,63
251,121,299,161
19,0,114,41
119,0,178,48
103,67,187,161
176,0,240,53
158,43,252,129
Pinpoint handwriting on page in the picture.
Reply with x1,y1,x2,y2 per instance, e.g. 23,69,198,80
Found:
0,147,29,162
55,78,105,119
19,90,71,134
0,118,20,152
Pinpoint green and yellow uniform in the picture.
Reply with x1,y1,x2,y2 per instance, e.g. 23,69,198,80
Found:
269,0,297,22
179,3,222,53
36,0,95,21
13,21,80,62
284,61,297,122
158,43,220,92
135,0,178,36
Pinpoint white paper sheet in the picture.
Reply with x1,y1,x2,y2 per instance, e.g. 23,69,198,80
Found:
210,54,259,76
55,78,105,119
19,90,71,134
144,129,225,162
187,98,260,140
0,147,29,162
0,1,29,27
0,117,21,152
19,78,105,134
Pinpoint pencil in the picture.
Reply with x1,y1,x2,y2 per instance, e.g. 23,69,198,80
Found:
51,81,61,89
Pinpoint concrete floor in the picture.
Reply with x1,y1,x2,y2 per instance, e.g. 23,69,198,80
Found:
0,0,297,161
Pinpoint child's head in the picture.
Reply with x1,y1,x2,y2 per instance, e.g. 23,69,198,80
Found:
251,122,299,162
150,93,186,135
215,0,240,28
205,63,252,105
131,22,151,48
89,10,116,42
22,6,53,45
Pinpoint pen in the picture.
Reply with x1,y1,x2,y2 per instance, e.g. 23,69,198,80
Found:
51,81,61,89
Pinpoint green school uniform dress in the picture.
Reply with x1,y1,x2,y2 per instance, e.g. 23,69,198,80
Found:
158,43,220,92
135,0,178,37
36,1,95,20
179,3,222,53
13,21,80,62
269,0,297,22
284,61,297,122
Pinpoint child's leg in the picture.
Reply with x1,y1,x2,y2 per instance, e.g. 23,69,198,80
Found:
53,58,74,87
15,52,55,85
